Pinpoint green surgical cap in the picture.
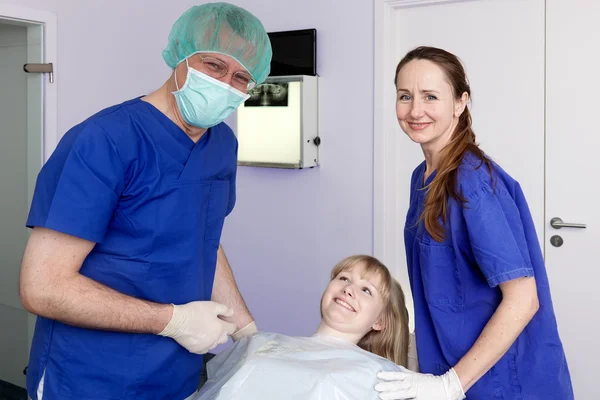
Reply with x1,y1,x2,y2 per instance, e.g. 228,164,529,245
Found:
162,2,272,84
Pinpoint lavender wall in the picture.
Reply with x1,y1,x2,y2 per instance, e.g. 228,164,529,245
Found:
220,0,375,337
7,0,375,337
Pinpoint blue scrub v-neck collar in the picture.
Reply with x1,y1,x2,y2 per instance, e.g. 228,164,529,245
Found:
419,161,437,189
137,97,210,152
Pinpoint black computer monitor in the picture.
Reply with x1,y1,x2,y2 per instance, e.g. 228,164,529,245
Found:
267,29,317,76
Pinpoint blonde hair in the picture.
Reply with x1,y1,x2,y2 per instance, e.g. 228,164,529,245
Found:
329,255,410,366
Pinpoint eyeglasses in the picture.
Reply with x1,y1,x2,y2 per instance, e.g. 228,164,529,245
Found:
196,55,257,91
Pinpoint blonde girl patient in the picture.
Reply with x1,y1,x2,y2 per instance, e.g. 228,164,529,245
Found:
194,255,415,400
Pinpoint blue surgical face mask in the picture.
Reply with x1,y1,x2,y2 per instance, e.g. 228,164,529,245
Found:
172,59,250,128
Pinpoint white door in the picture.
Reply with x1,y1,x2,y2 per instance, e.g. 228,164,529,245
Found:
545,0,599,396
374,0,594,397
0,4,57,389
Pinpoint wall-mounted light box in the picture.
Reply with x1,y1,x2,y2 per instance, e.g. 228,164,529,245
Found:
236,75,319,169
235,28,319,169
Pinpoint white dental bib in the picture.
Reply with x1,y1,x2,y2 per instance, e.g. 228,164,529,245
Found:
194,332,407,400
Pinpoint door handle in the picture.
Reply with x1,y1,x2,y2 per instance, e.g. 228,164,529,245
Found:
23,63,54,83
550,217,586,229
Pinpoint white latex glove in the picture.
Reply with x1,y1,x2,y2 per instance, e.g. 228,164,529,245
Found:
375,368,465,400
231,320,258,341
158,301,236,354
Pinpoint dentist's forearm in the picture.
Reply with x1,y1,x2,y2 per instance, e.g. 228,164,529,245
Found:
20,227,172,334
211,244,254,330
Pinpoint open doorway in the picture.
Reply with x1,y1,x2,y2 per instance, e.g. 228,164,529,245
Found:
0,5,56,398
0,18,41,397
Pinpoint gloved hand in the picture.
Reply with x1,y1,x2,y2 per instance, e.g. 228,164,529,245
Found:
375,368,465,400
231,320,258,341
158,301,236,354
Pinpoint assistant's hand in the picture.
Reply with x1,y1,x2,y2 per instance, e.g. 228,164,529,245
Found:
375,368,465,400
158,301,236,354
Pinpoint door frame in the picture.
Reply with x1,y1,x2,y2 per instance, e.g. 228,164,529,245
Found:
0,4,57,161
0,3,57,362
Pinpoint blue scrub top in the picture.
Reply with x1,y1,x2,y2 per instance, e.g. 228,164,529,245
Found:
25,97,237,400
405,153,573,399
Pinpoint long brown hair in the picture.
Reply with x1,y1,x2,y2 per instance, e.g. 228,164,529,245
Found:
329,255,410,366
394,46,492,242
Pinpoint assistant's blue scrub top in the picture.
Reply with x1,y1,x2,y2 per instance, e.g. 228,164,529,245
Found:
25,97,237,400
405,153,573,399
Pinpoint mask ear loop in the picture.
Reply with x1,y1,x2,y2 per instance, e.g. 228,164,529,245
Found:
173,57,191,91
